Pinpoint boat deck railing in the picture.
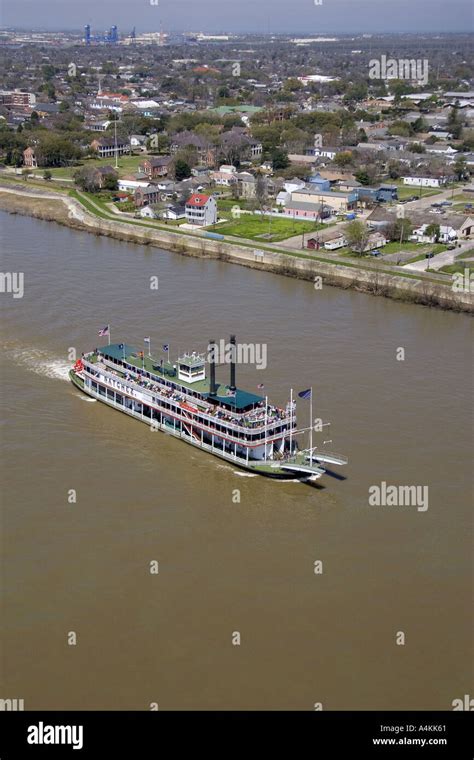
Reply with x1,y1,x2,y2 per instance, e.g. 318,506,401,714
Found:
82,359,295,436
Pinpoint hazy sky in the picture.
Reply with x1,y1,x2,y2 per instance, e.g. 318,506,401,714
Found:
1,0,473,34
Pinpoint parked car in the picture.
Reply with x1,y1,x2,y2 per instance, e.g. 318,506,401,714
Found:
447,243,456,250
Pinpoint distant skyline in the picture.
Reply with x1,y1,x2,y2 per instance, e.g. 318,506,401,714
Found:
1,0,473,35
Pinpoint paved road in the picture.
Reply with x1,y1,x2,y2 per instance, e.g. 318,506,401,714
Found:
403,239,473,272
402,187,462,213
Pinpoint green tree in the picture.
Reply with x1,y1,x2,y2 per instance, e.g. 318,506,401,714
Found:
43,169,52,181
453,156,468,181
103,173,119,191
386,218,413,243
425,223,441,242
345,220,370,254
334,151,353,168
447,106,463,140
174,158,192,181
270,147,290,170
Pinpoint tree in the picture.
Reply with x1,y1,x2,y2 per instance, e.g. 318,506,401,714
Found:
386,218,413,243
74,167,101,193
255,175,268,210
387,160,403,180
334,151,353,168
270,148,289,170
425,223,441,243
355,163,378,185
103,173,118,192
447,106,463,140
408,143,426,154
43,169,52,181
453,156,468,181
174,158,191,181
345,220,370,255
343,83,368,103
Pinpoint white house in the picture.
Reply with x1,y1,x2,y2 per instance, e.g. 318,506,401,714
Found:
283,179,306,194
276,190,290,206
163,204,186,221
311,146,338,160
118,179,152,191
139,206,157,219
129,134,148,151
402,176,449,188
219,164,237,174
425,145,458,157
210,171,237,187
185,193,218,226
410,217,474,243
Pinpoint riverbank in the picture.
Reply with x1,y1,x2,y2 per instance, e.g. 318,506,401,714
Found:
1,182,472,313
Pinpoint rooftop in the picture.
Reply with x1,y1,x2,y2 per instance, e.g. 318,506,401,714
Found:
97,344,265,412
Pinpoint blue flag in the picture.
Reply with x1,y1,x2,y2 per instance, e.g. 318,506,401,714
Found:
298,388,312,399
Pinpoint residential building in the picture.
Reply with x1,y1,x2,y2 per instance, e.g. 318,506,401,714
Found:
235,172,257,199
170,131,216,167
163,204,186,221
91,137,130,159
185,193,217,226
130,134,148,151
410,216,474,243
139,206,157,219
402,176,449,188
140,156,172,179
210,171,237,187
0,90,36,106
134,185,161,207
288,187,358,214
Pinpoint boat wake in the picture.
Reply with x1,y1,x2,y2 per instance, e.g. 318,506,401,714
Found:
75,394,97,402
9,346,72,382
233,471,258,478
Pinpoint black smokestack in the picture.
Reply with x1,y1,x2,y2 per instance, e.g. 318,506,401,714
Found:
209,339,217,396
230,334,236,391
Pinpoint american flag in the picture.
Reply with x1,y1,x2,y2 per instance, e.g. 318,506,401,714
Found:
98,325,109,337
257,383,265,390
298,388,312,400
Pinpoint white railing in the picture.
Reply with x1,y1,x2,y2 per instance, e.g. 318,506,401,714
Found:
87,358,295,435
82,363,294,444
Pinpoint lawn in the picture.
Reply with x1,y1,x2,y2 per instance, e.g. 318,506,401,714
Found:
207,215,325,242
216,198,253,211
452,193,474,203
395,185,442,200
47,155,146,180
438,263,472,276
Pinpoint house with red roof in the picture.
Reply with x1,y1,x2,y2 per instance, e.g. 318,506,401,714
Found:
185,193,217,226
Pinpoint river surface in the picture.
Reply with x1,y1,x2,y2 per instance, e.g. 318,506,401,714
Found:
1,211,472,710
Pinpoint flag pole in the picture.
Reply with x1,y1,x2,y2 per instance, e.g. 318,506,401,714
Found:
310,387,313,466
264,395,268,462
108,326,111,346
290,388,293,457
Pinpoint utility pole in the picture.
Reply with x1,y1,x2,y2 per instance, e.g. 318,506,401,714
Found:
114,118,118,170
